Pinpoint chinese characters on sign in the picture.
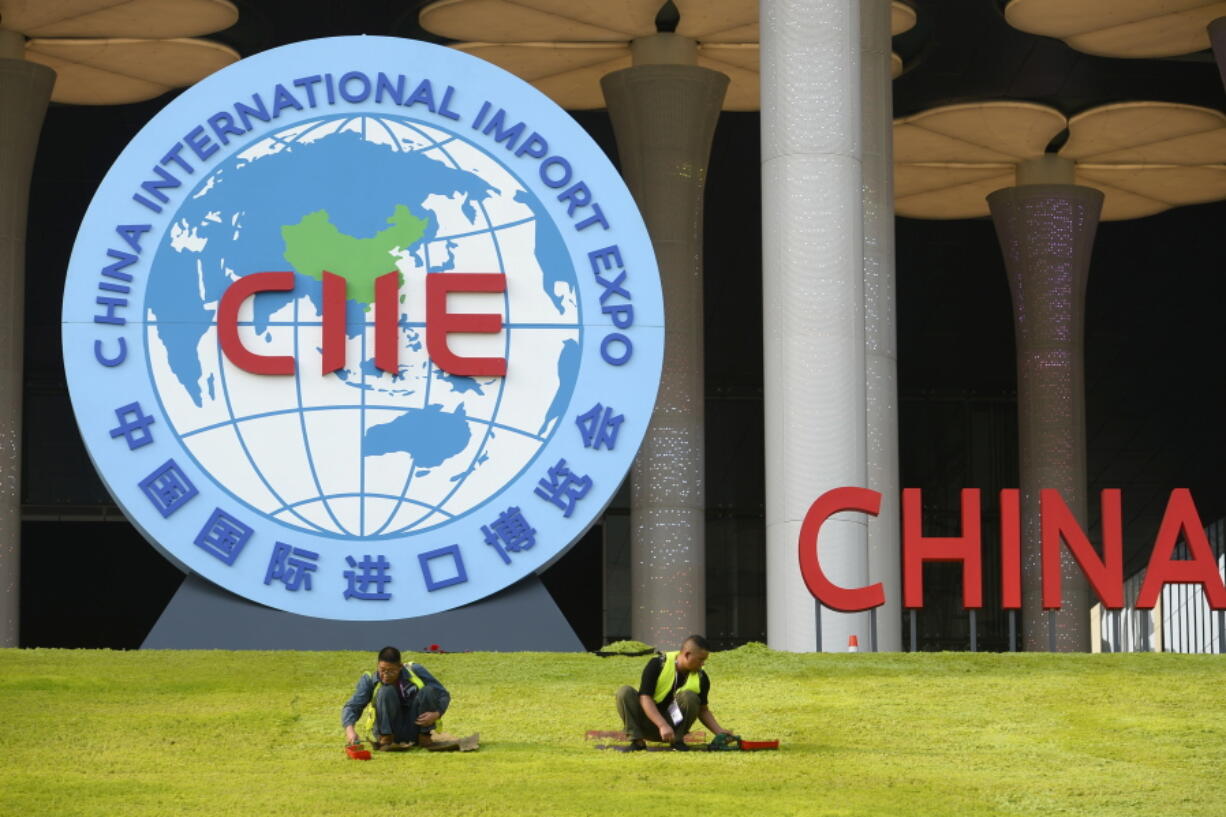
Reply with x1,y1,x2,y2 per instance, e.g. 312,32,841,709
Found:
265,543,319,591
344,554,392,600
482,506,536,564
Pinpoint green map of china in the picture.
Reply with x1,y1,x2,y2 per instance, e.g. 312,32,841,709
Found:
281,204,427,303
281,205,472,466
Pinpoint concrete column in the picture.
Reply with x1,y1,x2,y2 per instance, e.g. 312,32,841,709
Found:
1210,18,1226,91
601,35,728,648
761,0,866,652
861,0,901,652
0,30,55,646
987,169,1103,653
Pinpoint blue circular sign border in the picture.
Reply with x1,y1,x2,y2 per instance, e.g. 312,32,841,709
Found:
62,37,664,621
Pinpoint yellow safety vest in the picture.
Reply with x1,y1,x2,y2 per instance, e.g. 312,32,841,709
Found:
359,665,427,737
652,651,702,704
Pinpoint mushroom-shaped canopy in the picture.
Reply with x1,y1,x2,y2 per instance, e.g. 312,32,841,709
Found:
421,0,916,111
2,0,239,104
420,0,754,41
1004,0,1226,59
1,0,237,38
895,100,1226,221
24,38,238,105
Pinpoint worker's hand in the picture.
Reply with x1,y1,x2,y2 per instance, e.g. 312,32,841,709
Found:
416,710,441,726
345,725,360,744
658,724,675,743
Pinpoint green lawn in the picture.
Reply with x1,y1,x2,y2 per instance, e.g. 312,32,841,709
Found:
1,645,1222,816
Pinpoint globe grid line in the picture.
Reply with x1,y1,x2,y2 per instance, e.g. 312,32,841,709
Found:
277,118,385,537
359,323,367,536
202,296,333,535
288,295,351,535
367,228,437,538
427,215,536,243
381,135,522,539
245,116,340,165
344,114,438,529
275,491,454,518
145,319,579,329
262,117,332,149
176,404,550,446
363,120,584,540
261,115,394,159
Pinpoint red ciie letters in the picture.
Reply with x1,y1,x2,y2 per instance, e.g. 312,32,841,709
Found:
218,270,507,377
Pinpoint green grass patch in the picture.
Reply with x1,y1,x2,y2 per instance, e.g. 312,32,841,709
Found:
1,646,1223,816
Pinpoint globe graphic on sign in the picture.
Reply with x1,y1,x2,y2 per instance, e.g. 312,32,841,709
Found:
144,113,581,539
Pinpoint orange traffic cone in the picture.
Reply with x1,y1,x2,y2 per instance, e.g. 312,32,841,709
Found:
847,635,859,653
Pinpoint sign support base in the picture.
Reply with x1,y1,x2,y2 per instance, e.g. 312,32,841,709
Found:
142,573,583,651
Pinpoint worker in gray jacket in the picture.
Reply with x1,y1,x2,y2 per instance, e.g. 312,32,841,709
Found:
342,646,450,749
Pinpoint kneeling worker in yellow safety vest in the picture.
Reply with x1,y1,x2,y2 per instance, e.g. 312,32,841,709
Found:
343,646,450,750
615,634,735,751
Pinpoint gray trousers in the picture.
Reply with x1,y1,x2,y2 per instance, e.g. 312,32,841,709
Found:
615,685,700,742
372,683,446,743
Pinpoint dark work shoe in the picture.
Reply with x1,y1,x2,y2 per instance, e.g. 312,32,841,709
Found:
625,740,646,752
670,741,689,751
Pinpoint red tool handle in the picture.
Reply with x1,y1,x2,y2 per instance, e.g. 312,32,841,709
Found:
346,743,372,760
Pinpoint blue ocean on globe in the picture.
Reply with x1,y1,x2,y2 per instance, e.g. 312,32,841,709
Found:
144,114,582,539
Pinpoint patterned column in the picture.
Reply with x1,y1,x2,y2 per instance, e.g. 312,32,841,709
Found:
987,177,1103,652
862,0,901,652
762,0,867,652
0,31,55,646
601,35,728,648
1210,18,1226,91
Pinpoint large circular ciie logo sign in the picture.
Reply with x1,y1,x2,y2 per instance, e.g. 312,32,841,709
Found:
63,37,663,620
